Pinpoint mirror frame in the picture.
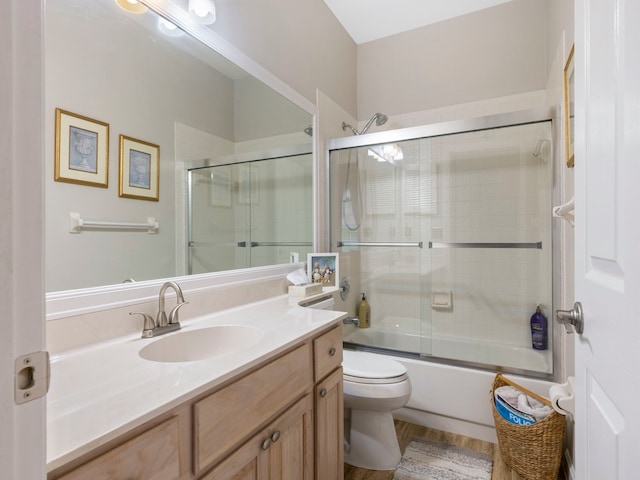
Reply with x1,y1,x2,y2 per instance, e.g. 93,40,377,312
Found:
46,0,318,320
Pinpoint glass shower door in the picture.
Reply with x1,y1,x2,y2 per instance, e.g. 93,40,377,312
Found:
330,139,433,356
187,151,313,274
188,164,251,274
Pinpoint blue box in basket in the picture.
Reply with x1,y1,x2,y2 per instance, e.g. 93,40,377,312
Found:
494,396,536,426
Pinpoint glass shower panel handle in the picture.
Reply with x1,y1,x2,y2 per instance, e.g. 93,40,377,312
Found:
237,241,247,247
555,302,584,334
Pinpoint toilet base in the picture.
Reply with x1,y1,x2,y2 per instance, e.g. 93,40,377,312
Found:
344,408,401,470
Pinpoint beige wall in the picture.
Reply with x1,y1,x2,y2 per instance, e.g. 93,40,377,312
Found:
211,0,358,118
357,0,547,119
546,0,574,78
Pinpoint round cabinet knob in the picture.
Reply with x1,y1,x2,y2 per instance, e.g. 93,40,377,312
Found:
320,388,328,398
271,431,281,442
328,347,337,356
261,438,272,451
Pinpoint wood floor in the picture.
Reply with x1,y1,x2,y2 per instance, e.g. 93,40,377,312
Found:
343,420,564,480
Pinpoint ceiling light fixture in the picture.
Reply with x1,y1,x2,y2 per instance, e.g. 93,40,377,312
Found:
115,0,148,14
189,0,216,25
157,17,183,37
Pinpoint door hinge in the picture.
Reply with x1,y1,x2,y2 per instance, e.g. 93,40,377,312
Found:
14,351,50,405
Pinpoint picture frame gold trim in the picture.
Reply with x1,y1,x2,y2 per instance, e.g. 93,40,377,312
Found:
118,134,160,201
54,108,109,187
563,44,575,168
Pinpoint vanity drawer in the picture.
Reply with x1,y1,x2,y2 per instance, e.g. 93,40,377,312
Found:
314,325,343,381
194,343,313,474
56,416,181,480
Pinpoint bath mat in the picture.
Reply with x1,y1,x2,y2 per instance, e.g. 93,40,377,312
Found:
393,437,493,480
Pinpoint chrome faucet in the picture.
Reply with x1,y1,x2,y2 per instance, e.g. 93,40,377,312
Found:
130,281,188,338
157,281,187,328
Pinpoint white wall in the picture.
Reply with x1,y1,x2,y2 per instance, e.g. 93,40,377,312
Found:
211,0,358,118
357,0,547,120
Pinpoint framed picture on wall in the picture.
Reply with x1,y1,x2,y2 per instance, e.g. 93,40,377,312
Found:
307,253,339,287
118,135,160,201
563,44,575,168
54,108,109,187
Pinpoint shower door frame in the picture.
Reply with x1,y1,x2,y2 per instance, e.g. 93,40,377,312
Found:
326,107,559,379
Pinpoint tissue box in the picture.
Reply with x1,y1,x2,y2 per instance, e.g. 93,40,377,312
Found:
288,283,323,297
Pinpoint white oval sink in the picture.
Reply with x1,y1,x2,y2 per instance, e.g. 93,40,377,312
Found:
139,325,264,363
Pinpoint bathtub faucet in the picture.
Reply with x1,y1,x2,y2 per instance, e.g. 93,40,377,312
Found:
343,316,360,326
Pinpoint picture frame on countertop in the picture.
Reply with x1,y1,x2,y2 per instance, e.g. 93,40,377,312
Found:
307,253,339,288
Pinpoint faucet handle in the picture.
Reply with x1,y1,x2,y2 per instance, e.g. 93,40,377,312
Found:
130,312,156,338
168,302,189,325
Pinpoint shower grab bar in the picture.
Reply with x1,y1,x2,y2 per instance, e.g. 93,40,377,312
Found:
337,241,423,248
250,241,313,247
189,241,312,247
428,241,542,249
69,212,158,234
188,241,242,247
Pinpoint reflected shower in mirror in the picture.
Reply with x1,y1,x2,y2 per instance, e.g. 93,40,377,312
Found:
187,146,313,274
45,0,313,293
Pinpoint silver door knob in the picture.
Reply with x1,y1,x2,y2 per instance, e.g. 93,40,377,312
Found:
555,301,584,334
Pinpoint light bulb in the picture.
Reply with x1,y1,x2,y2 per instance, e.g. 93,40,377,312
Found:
115,0,148,14
189,0,216,25
193,6,209,18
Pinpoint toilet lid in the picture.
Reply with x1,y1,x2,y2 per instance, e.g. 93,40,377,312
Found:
342,350,408,383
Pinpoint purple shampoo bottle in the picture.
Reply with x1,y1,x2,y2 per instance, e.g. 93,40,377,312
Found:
530,304,548,350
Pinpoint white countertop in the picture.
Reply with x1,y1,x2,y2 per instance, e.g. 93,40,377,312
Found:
46,293,346,471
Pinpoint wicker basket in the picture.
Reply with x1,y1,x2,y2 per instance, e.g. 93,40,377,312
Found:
491,373,566,480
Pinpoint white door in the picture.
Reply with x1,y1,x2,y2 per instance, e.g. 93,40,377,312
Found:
0,1,47,479
574,0,640,478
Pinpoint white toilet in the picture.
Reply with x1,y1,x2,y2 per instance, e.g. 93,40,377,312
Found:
342,350,412,470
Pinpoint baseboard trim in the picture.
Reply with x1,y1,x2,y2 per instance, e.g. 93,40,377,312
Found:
393,406,498,444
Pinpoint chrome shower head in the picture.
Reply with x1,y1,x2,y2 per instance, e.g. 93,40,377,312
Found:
360,112,388,134
341,112,388,135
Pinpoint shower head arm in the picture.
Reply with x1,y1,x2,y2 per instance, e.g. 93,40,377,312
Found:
359,114,379,135
342,113,388,136
341,121,360,135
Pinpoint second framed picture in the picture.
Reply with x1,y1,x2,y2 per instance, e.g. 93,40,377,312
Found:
119,135,160,201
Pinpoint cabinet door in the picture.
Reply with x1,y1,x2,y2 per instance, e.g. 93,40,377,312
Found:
56,416,182,480
194,344,312,473
315,367,343,480
201,394,313,480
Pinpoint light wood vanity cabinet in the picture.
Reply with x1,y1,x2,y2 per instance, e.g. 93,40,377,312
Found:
313,325,344,480
49,324,343,480
54,414,188,480
201,394,314,480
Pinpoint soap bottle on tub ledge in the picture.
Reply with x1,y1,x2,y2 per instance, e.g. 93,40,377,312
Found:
358,292,370,328
530,304,548,350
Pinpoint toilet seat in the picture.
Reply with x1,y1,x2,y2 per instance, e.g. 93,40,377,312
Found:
343,350,408,384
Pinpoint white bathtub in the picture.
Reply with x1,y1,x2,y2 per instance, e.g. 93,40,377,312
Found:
343,321,555,442
344,316,552,374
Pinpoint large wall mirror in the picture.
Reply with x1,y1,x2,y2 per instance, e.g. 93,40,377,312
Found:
45,0,314,294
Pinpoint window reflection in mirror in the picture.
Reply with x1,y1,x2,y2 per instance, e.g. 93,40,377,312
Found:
45,0,313,293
